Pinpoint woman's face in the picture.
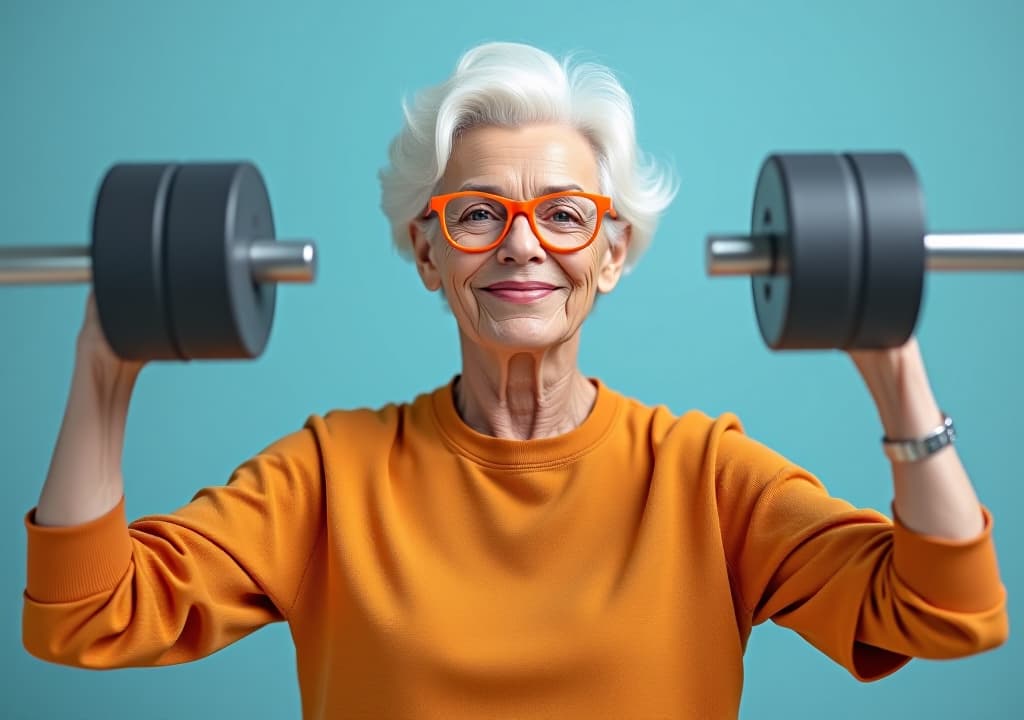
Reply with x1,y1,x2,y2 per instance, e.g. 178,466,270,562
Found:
410,123,629,353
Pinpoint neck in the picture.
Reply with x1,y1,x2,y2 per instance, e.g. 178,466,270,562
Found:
454,331,597,440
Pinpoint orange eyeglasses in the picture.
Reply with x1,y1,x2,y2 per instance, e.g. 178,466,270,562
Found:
425,190,617,254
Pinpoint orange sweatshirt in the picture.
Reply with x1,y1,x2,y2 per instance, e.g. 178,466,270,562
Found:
23,379,1008,719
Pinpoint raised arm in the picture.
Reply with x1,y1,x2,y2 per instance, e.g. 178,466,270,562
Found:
34,293,142,528
849,337,983,540
710,350,1008,681
23,294,325,668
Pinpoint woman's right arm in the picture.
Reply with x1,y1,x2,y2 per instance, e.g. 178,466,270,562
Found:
24,293,327,668
34,293,143,527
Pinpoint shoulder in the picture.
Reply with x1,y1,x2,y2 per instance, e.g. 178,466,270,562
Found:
601,381,745,450
235,384,448,479
303,382,448,447
603,382,796,481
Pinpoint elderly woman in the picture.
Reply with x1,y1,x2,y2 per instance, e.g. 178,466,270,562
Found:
23,42,1007,719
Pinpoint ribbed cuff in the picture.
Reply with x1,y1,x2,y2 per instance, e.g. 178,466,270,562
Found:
892,505,1004,613
24,496,133,603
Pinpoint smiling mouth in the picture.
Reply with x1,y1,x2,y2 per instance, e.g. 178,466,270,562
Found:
481,282,560,303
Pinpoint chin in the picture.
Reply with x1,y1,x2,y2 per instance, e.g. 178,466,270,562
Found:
478,318,573,352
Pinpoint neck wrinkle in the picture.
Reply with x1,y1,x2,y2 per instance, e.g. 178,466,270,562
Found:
455,331,597,440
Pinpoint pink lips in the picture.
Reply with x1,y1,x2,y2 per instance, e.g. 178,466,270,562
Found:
482,281,559,304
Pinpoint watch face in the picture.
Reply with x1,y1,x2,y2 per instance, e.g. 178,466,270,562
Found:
883,414,955,463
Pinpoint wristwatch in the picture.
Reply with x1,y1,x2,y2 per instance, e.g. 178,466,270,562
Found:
882,413,957,462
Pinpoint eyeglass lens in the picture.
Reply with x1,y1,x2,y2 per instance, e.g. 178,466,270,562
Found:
442,194,600,250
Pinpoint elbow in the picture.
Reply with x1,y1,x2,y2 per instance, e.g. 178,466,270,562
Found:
924,605,1010,660
21,596,123,670
22,622,136,670
975,611,1010,654
22,626,85,668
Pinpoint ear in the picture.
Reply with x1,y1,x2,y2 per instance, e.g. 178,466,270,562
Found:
409,220,443,292
596,224,631,293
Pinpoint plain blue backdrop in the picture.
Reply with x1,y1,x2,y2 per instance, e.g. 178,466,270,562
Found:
2,0,1021,717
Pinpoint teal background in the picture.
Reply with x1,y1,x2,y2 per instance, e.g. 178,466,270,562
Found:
1,0,1021,717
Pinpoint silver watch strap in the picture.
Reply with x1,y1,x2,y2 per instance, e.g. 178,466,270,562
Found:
882,413,956,462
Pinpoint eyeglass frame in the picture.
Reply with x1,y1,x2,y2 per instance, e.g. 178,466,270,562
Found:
423,190,618,254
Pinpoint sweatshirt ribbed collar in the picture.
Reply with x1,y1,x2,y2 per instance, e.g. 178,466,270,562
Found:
429,376,622,470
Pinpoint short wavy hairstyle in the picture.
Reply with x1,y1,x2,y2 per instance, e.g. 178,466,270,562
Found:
378,41,678,273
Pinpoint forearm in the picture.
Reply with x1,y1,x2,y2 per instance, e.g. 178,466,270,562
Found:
854,341,984,541
35,356,140,527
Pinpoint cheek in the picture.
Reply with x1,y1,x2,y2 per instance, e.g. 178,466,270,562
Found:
430,240,470,287
436,246,489,316
442,252,486,292
562,245,604,293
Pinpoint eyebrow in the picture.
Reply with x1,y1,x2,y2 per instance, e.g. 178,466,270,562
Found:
458,183,585,196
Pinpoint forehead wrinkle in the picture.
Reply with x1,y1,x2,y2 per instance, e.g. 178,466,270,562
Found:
452,165,591,199
458,181,585,197
442,125,601,197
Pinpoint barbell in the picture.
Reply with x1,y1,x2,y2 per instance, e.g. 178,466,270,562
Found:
706,152,1024,350
6,152,1019,358
0,162,317,361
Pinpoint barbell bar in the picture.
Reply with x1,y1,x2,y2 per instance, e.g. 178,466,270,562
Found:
0,162,318,361
0,240,314,285
705,152,1024,350
708,233,1024,276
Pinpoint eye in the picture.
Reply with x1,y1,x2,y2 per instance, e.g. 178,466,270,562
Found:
455,200,505,223
543,204,585,224
464,208,496,222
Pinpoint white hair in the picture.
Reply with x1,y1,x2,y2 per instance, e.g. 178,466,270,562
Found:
378,41,678,273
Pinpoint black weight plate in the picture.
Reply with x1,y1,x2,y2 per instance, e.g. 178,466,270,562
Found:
91,163,181,360
751,154,865,349
843,153,926,349
164,163,276,360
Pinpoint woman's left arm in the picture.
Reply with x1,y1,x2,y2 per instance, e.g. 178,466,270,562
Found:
849,337,984,540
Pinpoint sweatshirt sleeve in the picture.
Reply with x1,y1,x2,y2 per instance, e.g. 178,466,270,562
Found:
22,415,327,669
710,413,1009,681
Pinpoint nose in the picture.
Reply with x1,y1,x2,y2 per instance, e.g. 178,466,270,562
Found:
497,214,545,265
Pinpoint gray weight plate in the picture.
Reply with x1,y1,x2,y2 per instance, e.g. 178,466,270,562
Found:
164,163,276,360
843,153,926,348
751,154,865,349
91,163,181,360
